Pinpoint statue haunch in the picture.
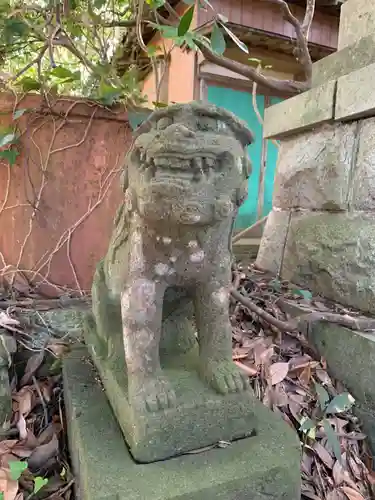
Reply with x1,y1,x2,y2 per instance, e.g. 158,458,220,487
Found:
91,102,254,412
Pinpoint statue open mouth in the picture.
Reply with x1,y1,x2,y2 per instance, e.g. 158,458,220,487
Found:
138,152,220,184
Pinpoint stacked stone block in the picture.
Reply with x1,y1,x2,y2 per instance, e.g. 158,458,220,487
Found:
256,0,375,314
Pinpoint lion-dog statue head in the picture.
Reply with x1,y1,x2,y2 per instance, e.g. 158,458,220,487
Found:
121,102,253,226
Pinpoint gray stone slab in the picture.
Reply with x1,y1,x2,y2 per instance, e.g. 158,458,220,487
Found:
336,63,375,121
263,81,336,140
338,0,375,50
307,323,375,453
312,34,375,88
255,209,290,274
272,123,356,210
281,211,375,314
351,116,375,210
63,346,301,500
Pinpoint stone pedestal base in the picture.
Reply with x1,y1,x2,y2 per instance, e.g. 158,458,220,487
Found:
85,315,259,463
63,347,301,500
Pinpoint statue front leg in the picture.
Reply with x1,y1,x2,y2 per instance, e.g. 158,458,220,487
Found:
121,277,177,412
194,278,249,395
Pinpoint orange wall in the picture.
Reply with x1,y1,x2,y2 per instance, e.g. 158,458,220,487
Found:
141,1,197,105
168,48,195,103
0,93,132,297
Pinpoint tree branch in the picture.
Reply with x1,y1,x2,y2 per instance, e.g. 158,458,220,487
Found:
10,43,48,81
267,0,313,84
302,0,316,39
196,40,309,95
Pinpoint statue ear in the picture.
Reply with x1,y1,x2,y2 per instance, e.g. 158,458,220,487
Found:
120,167,128,193
242,155,252,178
234,155,251,207
235,180,248,207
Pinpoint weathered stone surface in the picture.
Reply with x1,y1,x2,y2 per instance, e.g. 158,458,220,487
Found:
281,211,375,313
307,323,375,453
0,334,16,428
336,62,375,121
86,317,258,463
312,34,375,87
351,117,375,210
89,102,266,462
272,123,356,210
63,346,302,500
255,209,290,274
338,0,375,50
263,81,336,140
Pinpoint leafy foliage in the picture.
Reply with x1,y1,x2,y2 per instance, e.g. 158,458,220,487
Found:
299,382,355,462
0,0,245,106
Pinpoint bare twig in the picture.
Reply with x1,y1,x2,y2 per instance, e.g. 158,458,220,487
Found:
230,288,375,334
10,43,48,82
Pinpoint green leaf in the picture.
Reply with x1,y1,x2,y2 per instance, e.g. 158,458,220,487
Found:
178,5,195,36
211,23,226,55
13,108,29,120
0,492,3,500
325,392,355,415
34,476,48,493
299,416,316,434
146,0,165,7
314,381,330,410
0,132,16,148
183,0,195,3
294,289,312,300
19,77,41,92
147,46,158,57
184,31,198,50
50,66,79,80
97,81,123,105
0,149,19,166
219,23,248,53
155,25,179,39
9,460,27,481
323,420,341,462
269,278,281,292
3,18,28,44
248,57,261,64
94,0,107,8
128,109,153,131
152,101,168,108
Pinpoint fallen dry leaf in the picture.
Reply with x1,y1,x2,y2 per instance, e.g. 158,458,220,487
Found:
340,486,365,500
313,441,335,469
269,362,289,385
20,351,45,387
27,434,59,472
0,467,18,500
16,415,27,441
13,387,34,417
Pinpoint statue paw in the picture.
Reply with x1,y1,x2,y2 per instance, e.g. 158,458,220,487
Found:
202,360,250,395
132,374,177,412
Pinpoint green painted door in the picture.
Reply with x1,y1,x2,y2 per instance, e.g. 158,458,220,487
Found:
207,85,282,229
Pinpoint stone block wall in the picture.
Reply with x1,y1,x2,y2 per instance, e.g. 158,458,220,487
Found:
256,0,375,315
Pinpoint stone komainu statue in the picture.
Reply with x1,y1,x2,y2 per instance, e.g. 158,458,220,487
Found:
90,102,254,412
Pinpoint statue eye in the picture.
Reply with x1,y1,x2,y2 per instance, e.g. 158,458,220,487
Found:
197,117,218,132
157,116,173,130
217,121,227,132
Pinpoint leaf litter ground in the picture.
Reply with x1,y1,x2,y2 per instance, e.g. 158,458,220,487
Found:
0,266,374,499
